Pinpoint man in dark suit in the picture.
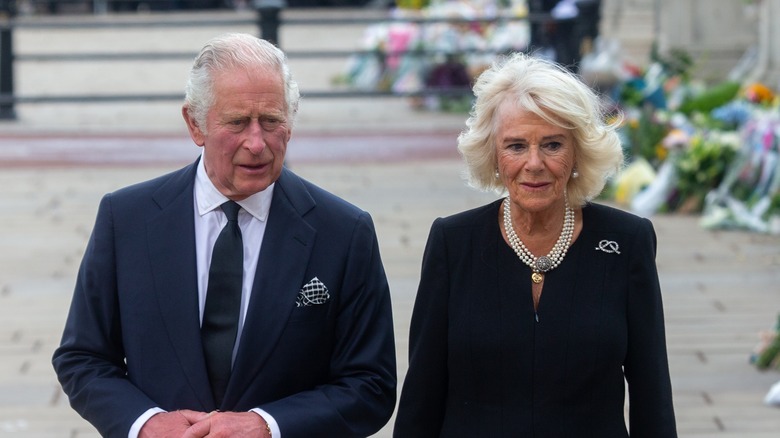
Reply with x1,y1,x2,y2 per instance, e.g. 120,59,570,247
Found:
52,33,396,438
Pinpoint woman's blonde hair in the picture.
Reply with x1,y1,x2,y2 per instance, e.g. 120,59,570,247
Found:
457,52,623,207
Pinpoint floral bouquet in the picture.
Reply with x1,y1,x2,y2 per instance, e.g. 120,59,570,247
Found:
752,314,780,371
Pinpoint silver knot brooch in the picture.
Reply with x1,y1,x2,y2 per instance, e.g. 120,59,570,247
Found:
595,240,620,254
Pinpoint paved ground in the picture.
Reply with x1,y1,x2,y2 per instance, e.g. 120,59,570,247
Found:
1,5,780,438
2,160,780,438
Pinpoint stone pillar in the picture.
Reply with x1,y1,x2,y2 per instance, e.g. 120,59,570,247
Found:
749,0,780,89
657,0,757,83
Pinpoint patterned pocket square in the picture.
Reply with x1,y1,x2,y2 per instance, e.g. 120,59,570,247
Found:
296,277,330,307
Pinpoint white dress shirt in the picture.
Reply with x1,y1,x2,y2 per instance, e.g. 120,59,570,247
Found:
129,157,281,438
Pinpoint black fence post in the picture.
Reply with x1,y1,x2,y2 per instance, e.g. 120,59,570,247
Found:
575,0,601,56
254,0,284,47
0,0,15,120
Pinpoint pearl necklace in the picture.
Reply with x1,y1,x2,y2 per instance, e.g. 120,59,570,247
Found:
502,196,575,284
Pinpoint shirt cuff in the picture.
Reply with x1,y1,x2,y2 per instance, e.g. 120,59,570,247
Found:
251,408,281,438
128,407,166,438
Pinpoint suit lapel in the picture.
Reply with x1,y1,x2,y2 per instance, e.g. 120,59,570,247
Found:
146,161,214,410
226,169,316,408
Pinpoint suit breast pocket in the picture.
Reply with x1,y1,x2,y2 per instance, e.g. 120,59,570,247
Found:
287,302,331,324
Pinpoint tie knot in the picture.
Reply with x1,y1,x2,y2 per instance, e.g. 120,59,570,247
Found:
221,201,240,222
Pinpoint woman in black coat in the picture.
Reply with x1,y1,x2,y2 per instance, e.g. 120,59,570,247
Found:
393,53,677,437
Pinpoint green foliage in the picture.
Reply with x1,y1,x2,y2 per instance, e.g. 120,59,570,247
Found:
678,81,741,116
619,82,646,108
624,107,669,168
650,45,695,80
766,193,780,220
672,133,738,211
753,314,780,371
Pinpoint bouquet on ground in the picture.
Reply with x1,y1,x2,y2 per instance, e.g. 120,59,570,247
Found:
751,314,780,371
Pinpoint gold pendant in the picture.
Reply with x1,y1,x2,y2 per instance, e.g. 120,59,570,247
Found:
531,272,544,284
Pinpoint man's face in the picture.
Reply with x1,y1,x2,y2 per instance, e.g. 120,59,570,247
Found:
183,67,292,201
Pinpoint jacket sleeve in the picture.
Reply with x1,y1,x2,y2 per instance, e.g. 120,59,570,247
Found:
260,211,397,438
394,218,450,437
624,218,678,437
52,193,158,438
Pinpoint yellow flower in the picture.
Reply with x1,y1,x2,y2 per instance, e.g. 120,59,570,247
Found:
613,159,656,204
655,144,668,161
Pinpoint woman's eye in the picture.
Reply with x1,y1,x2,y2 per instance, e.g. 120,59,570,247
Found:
544,141,563,151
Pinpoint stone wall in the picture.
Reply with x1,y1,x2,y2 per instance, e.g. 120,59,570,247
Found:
599,0,762,85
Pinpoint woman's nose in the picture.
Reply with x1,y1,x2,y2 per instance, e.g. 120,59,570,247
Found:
526,145,544,169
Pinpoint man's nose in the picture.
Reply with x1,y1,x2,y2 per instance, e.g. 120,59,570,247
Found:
245,120,265,154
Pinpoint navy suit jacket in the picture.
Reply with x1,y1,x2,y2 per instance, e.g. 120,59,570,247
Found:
53,161,397,438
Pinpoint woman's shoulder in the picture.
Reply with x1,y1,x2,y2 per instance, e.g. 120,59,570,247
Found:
435,198,503,229
583,202,653,234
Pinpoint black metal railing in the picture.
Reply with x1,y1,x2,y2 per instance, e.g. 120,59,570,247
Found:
0,0,601,120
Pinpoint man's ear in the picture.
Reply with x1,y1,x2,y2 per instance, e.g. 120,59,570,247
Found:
182,105,205,146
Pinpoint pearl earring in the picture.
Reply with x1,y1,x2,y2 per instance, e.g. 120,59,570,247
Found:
495,169,500,179
572,169,579,179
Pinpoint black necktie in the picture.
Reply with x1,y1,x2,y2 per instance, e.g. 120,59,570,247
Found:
202,200,243,407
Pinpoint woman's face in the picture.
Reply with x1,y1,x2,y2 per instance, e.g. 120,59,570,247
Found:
495,106,576,215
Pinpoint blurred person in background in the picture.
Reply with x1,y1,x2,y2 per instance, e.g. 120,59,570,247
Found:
528,0,602,72
393,52,677,437
53,33,396,438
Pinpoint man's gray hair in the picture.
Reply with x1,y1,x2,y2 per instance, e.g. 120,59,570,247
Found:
184,33,300,131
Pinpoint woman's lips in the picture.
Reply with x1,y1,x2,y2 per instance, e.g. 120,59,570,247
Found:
522,182,549,189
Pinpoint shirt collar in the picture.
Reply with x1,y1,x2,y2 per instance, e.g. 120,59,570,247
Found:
195,155,274,222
